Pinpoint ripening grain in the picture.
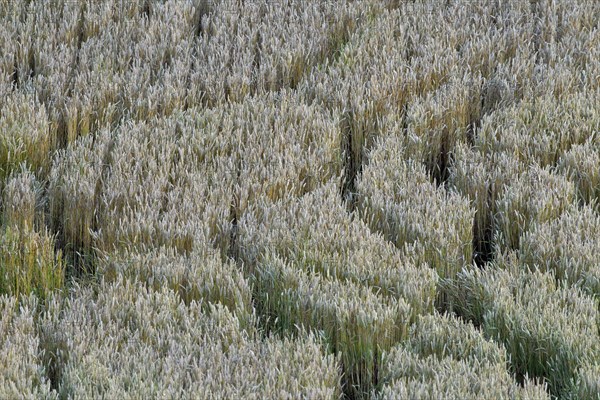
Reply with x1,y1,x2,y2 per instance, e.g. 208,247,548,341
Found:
0,94,54,190
495,164,575,250
239,182,437,317
256,253,409,399
0,295,56,399
0,227,64,302
449,143,526,264
356,135,473,288
40,278,341,399
2,0,600,397
558,140,600,207
448,254,600,398
520,204,600,299
2,166,43,231
99,246,253,321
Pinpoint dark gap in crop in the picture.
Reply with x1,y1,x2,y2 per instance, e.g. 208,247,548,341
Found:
473,219,494,269
54,106,70,149
339,362,357,400
224,82,233,105
436,277,460,316
341,352,381,400
35,297,67,395
341,110,359,210
140,0,151,20
400,103,409,132
250,288,275,337
18,46,37,85
341,367,358,400
249,275,296,343
432,137,453,187
59,236,96,284
466,94,483,145
507,355,551,396
227,163,241,266
251,31,262,92
44,350,61,393
466,117,480,146
473,184,496,269
464,79,511,277
514,370,526,386
482,80,507,118
11,59,20,89
40,331,66,394
28,47,35,81
194,0,213,37
341,104,385,216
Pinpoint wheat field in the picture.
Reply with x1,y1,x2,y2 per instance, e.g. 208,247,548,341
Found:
1,0,600,398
